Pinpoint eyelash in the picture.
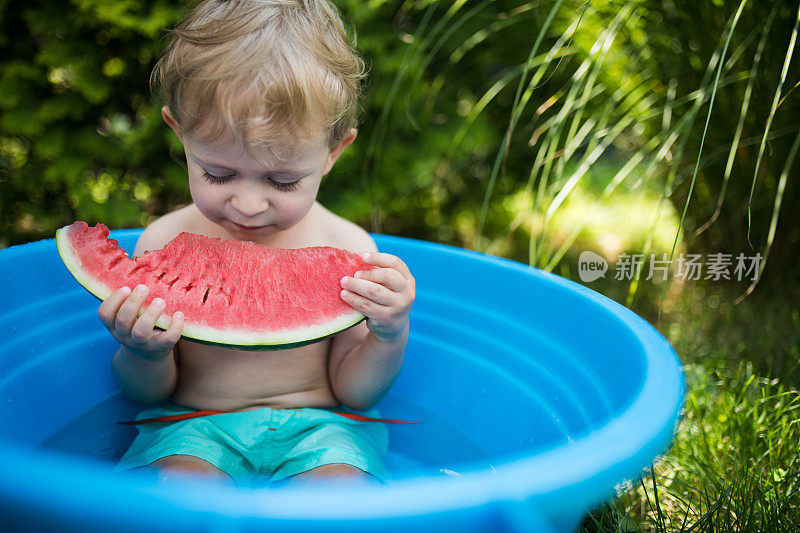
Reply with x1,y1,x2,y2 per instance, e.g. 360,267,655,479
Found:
201,172,301,192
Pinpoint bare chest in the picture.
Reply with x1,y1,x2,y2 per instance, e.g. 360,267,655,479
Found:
170,338,338,411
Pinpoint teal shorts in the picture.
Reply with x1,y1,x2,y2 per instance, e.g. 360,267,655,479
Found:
115,403,390,485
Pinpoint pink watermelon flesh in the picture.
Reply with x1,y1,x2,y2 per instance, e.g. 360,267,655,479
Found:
55,221,373,349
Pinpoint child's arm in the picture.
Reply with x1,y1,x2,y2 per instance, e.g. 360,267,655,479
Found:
99,285,184,404
328,252,415,410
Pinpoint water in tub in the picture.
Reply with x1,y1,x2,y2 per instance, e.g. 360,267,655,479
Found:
38,392,495,482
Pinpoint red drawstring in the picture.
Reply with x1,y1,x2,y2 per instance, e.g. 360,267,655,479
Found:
121,409,420,426
120,410,226,425
328,412,420,424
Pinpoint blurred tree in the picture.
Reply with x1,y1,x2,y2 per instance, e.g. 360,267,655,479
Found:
0,0,185,247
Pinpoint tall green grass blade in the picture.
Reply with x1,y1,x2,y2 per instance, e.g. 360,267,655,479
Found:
537,67,660,269
542,109,634,235
745,2,800,248
695,4,777,237
530,71,586,263
636,0,747,316
361,1,439,230
402,0,494,130
559,6,636,165
423,3,537,115
696,123,800,172
364,0,477,227
623,17,730,305
670,0,746,229
474,0,565,250
736,126,800,304
543,152,644,271
623,2,758,308
451,44,576,151
531,3,634,265
650,465,667,532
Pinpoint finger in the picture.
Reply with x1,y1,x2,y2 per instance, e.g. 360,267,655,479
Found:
351,267,408,293
152,311,185,349
98,286,132,329
130,298,166,343
362,252,412,280
340,288,391,317
115,284,150,333
341,276,395,306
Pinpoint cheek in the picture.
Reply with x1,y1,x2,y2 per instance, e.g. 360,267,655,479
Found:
273,187,319,224
273,194,309,220
188,178,226,214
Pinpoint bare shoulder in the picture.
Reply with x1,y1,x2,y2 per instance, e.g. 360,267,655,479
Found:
133,205,203,257
313,204,377,254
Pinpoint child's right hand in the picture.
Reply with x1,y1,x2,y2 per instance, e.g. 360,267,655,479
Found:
98,285,184,361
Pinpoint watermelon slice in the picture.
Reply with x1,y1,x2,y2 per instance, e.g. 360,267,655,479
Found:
55,221,373,350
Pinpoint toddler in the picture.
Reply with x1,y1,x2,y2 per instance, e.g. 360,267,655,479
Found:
101,0,414,486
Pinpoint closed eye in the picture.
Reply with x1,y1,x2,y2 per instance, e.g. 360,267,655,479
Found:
268,177,301,192
202,171,235,184
200,169,302,191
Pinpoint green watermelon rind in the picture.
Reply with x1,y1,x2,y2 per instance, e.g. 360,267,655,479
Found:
55,225,367,351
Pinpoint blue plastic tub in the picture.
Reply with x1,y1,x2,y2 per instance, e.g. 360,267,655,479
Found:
0,229,684,532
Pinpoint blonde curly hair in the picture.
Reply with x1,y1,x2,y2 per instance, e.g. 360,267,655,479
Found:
152,0,366,160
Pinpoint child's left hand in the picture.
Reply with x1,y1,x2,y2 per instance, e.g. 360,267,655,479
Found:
340,252,415,342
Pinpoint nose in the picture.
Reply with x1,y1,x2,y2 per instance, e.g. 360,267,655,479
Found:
230,187,269,217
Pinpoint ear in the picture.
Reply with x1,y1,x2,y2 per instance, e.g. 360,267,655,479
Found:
321,129,357,176
161,106,183,142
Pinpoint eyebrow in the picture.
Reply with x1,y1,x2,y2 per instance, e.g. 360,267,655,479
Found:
191,155,312,176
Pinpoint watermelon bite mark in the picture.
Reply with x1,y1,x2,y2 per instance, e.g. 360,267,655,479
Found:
55,221,373,350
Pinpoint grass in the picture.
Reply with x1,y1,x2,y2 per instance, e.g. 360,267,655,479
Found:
581,279,800,532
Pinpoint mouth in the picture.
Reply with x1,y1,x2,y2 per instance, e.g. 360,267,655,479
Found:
231,221,267,231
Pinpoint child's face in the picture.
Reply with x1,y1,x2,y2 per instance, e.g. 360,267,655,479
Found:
165,109,353,242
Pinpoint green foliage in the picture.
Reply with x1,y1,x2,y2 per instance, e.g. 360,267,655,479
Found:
0,0,185,247
4,1,797,280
